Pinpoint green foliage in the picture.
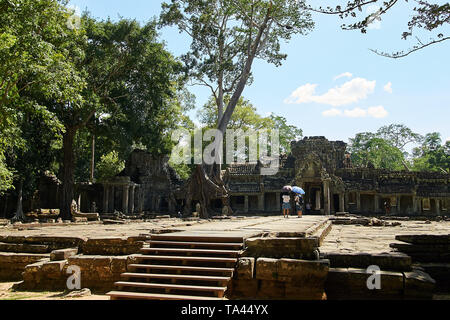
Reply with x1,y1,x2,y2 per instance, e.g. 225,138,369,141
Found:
270,114,303,153
0,151,13,194
412,133,450,173
95,151,125,183
160,0,314,133
348,132,405,170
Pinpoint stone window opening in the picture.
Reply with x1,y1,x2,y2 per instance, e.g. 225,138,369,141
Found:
422,198,431,211
348,192,356,205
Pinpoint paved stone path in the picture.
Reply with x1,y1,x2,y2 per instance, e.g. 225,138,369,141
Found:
0,216,327,239
321,220,450,254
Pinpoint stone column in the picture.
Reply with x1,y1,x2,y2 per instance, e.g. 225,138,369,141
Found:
418,197,422,214
138,186,144,213
323,180,331,215
356,192,361,212
244,196,249,213
436,199,441,215
103,185,109,214
129,185,135,214
339,193,345,213
258,194,264,212
109,186,115,213
344,193,349,212
275,192,281,212
413,196,418,214
397,196,401,214
122,185,129,215
374,195,380,213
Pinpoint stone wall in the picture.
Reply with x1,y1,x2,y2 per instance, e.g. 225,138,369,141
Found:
19,254,138,293
228,257,329,300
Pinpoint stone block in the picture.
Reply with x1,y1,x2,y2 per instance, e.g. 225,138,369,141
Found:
41,260,67,279
255,258,279,281
236,258,255,279
245,237,319,259
257,280,285,299
277,258,329,285
50,248,78,261
228,279,259,299
403,269,436,299
396,234,450,245
324,252,412,271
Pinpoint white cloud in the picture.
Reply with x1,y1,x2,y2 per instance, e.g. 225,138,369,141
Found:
384,82,393,94
334,72,353,81
368,105,389,118
344,108,367,118
321,106,388,119
285,78,376,106
322,108,343,117
446,137,450,142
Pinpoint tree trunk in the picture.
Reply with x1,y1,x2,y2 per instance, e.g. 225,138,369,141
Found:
90,134,95,183
12,180,24,222
60,127,76,220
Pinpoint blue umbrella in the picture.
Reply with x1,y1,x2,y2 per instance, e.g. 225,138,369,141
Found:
292,186,305,195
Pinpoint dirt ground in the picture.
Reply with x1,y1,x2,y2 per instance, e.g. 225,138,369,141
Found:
0,282,109,300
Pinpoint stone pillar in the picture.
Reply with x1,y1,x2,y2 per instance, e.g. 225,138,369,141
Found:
276,192,281,212
374,195,380,213
418,197,422,214
109,186,115,213
436,199,441,215
323,180,331,215
339,193,345,213
129,185,135,214
258,194,264,212
344,193,349,212
397,196,401,214
413,196,418,214
122,185,129,215
356,192,361,212
138,186,144,213
315,190,321,210
103,185,109,214
244,196,249,213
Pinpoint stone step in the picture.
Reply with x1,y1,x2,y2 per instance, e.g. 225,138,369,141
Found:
0,242,50,254
134,254,238,264
107,291,223,300
115,281,226,296
148,240,243,249
141,247,241,257
128,264,234,275
121,272,231,282
150,234,244,243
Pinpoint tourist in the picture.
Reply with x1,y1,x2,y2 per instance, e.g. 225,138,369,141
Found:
384,201,391,215
282,193,291,218
295,196,303,218
305,202,312,215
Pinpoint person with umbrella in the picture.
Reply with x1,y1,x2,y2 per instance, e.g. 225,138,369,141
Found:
292,187,305,218
282,186,292,218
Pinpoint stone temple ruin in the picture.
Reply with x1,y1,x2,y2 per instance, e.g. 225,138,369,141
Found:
0,136,449,301
67,136,449,218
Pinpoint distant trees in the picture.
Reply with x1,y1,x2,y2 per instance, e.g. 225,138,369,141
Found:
348,124,450,173
0,2,192,220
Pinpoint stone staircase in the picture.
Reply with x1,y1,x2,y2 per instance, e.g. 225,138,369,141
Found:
107,234,244,300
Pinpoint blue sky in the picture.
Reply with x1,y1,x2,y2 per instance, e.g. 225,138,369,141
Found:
69,0,450,145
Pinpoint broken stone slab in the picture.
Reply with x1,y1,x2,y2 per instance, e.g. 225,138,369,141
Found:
403,269,436,299
390,242,450,254
50,248,78,261
396,234,450,245
325,267,405,300
65,288,91,298
41,260,68,279
419,263,450,292
323,252,412,271
235,257,255,280
82,237,144,255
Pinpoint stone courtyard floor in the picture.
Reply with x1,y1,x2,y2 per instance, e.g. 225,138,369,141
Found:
1,215,449,300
